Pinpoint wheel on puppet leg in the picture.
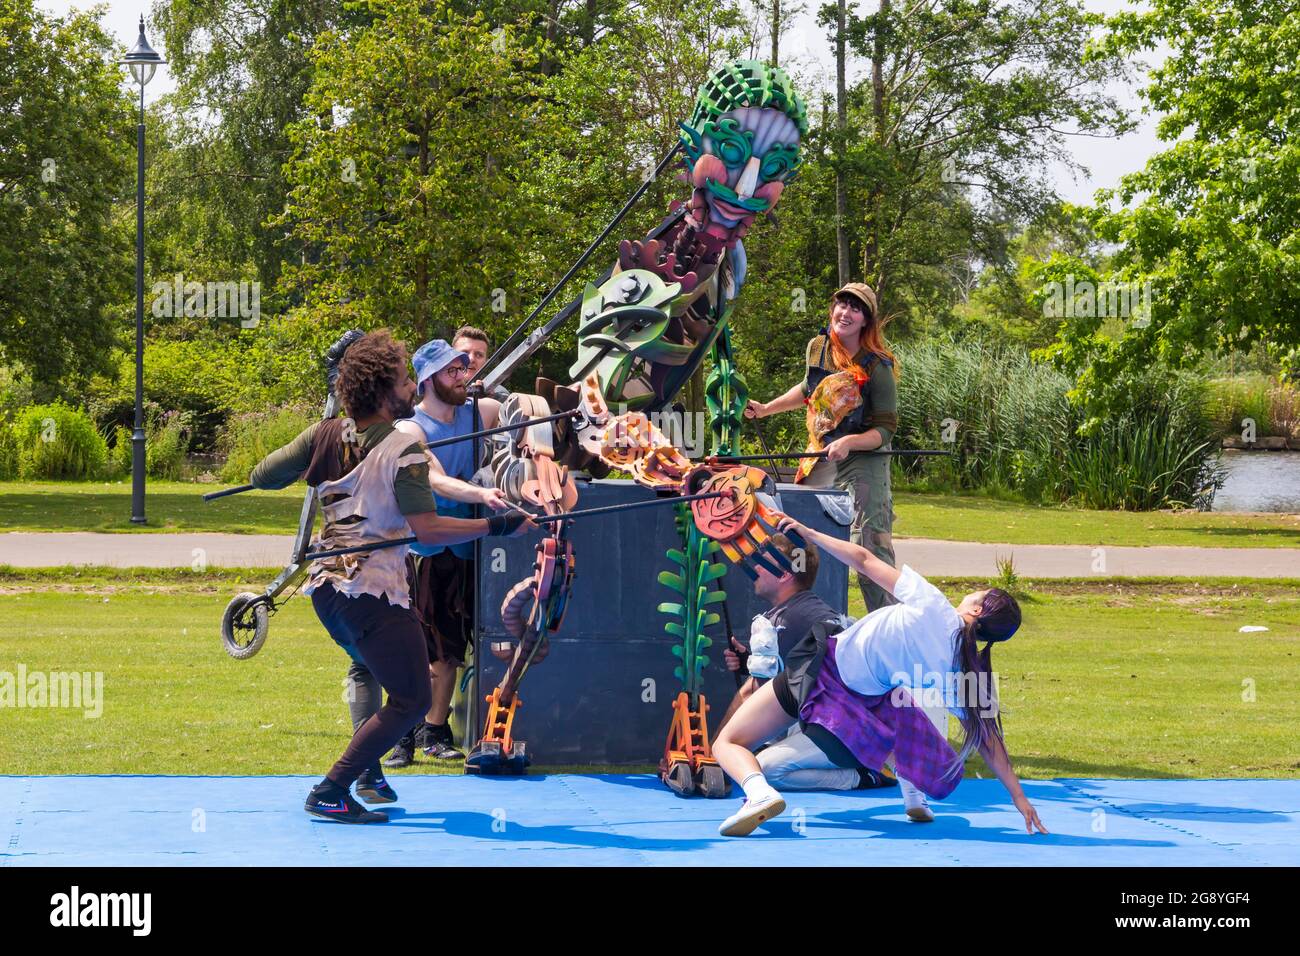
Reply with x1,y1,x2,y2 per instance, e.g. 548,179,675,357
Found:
660,757,695,798
221,592,270,660
694,762,731,799
465,739,504,775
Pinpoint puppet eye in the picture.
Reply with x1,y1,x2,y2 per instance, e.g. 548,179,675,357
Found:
760,144,799,182
704,118,752,169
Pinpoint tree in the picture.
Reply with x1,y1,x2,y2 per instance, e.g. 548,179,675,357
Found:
275,0,561,344
0,0,133,396
150,0,355,299
1047,0,1300,421
823,0,1130,321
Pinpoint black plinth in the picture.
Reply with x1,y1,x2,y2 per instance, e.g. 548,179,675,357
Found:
472,480,851,765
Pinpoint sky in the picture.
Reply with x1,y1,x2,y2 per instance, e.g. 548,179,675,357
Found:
40,0,1166,206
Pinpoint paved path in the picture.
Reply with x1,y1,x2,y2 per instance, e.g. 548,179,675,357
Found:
1,532,1297,577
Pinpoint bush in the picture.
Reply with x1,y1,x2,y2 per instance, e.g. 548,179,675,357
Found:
218,404,317,483
892,335,1222,510
7,403,109,480
894,336,1076,500
1205,374,1277,438
1266,381,1300,440
0,415,17,479
86,338,244,454
111,406,193,480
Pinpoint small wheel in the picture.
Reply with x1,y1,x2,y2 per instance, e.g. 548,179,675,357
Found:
662,760,694,798
506,741,530,776
697,764,731,799
221,592,269,660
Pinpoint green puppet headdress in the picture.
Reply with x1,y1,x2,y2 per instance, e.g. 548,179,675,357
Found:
685,60,808,141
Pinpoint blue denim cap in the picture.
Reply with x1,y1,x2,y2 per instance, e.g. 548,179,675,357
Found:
411,339,469,387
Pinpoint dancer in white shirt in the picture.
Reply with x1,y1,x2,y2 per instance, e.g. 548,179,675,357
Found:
712,514,1046,838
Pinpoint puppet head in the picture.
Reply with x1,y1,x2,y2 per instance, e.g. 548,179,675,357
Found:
678,60,807,243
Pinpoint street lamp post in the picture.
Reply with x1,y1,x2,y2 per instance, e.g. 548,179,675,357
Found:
121,14,165,522
121,17,164,524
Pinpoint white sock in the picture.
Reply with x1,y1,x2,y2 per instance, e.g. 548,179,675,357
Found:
739,771,777,803
900,778,928,806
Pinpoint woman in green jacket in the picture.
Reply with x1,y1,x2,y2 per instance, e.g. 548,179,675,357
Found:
745,282,900,611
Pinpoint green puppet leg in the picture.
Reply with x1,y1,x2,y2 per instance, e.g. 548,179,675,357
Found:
656,505,731,797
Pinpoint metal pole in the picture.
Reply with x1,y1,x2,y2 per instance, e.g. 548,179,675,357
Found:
130,81,146,524
469,393,482,756
476,140,685,389
710,449,953,463
303,492,729,562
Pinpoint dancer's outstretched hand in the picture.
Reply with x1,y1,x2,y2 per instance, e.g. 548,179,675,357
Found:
1016,796,1049,834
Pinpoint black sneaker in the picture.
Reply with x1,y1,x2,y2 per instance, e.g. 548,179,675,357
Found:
855,767,898,790
355,768,398,804
382,730,415,768
304,785,388,824
414,722,437,755
423,723,466,761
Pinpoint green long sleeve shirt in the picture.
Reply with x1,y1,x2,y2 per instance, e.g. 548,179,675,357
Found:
249,420,435,516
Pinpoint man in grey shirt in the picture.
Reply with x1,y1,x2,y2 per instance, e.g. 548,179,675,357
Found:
718,533,894,792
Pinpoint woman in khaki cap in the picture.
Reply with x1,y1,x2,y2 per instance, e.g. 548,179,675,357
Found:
745,282,900,612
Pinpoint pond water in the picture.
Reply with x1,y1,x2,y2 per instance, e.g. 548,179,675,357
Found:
1213,451,1300,513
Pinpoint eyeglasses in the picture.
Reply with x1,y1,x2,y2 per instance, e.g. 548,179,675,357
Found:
441,363,470,380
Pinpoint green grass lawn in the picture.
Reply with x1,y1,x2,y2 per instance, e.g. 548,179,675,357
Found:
1,568,1297,779
893,491,1300,548
0,480,303,534
2,480,1298,547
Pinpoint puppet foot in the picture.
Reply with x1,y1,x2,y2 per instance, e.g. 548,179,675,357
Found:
465,690,530,776
465,739,530,776
659,692,730,798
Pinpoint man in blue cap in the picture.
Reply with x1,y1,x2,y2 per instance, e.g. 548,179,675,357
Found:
383,339,506,765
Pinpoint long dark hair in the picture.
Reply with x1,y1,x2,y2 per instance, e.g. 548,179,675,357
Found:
951,588,1021,762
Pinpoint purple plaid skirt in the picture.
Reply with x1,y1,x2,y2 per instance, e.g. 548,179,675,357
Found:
796,636,963,800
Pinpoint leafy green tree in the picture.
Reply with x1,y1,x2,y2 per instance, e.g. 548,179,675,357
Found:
0,0,133,396
276,0,562,344
150,0,356,299
827,0,1131,324
1048,0,1300,421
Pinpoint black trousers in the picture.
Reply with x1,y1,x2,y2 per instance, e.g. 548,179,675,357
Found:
310,582,433,788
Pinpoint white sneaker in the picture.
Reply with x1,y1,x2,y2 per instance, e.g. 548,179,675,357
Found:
718,793,787,837
901,779,934,823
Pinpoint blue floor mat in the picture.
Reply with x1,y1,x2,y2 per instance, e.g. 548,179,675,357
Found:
2,775,1296,866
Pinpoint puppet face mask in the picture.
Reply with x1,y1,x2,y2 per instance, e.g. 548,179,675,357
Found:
678,60,807,239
